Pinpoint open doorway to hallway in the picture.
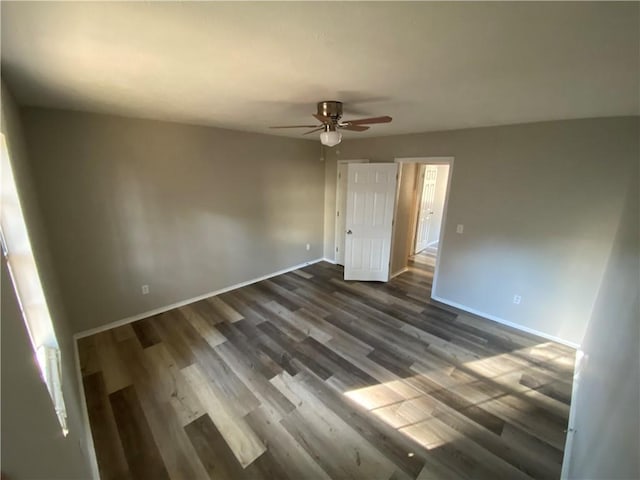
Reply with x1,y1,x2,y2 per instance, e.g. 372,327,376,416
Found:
410,163,450,269
390,158,453,291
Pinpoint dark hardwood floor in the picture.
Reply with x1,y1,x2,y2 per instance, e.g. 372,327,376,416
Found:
78,254,575,479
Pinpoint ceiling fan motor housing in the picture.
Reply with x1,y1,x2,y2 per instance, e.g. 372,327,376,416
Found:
317,101,343,122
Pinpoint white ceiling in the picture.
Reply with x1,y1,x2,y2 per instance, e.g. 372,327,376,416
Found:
2,2,638,139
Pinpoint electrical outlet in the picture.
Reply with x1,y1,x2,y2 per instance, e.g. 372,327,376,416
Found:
456,224,464,234
306,243,311,251
142,285,150,295
513,294,522,305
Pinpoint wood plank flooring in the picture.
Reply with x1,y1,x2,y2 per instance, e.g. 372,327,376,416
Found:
79,254,575,479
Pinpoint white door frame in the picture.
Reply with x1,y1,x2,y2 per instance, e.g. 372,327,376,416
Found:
335,159,368,265
394,157,454,298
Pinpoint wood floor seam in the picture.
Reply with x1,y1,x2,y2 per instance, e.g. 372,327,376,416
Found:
79,253,575,480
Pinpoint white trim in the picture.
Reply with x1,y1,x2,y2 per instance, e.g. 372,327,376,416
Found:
394,156,455,165
431,294,580,349
335,159,369,265
74,258,324,339
337,159,369,165
390,267,409,279
73,256,324,477
560,349,585,479
389,163,405,281
411,163,426,255
73,341,100,480
394,156,455,297
322,257,337,265
428,161,453,298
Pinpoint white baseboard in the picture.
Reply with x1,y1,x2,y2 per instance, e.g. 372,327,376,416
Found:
390,267,409,279
74,258,324,340
72,257,324,474
322,257,337,265
431,294,580,348
73,341,100,480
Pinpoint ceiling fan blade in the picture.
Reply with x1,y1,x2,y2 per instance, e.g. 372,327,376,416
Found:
340,124,370,132
313,113,332,123
270,124,321,129
344,115,392,125
303,127,325,135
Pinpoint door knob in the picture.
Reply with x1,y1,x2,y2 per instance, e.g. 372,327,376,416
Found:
346,229,352,235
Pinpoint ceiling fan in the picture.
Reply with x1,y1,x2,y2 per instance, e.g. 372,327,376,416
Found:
269,101,392,147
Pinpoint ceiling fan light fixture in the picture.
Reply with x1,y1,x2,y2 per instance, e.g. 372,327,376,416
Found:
320,130,342,147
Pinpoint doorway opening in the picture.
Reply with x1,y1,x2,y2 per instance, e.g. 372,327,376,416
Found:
412,163,450,257
390,157,453,295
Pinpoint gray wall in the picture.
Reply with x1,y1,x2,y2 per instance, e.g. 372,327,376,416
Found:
323,150,338,259
325,117,638,345
1,257,89,479
565,172,639,479
21,108,324,333
1,83,91,478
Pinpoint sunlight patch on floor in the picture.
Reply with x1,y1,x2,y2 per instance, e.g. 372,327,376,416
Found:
344,382,414,411
343,341,574,454
399,417,455,451
344,376,460,451
527,342,576,368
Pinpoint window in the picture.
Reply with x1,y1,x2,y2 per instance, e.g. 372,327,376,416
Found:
0,133,68,434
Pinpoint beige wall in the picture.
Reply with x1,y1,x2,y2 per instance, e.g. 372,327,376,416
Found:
325,117,639,345
391,162,418,275
21,108,324,333
1,83,91,478
565,173,639,478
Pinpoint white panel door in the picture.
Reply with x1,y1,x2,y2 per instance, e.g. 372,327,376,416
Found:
344,163,398,281
415,166,438,253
